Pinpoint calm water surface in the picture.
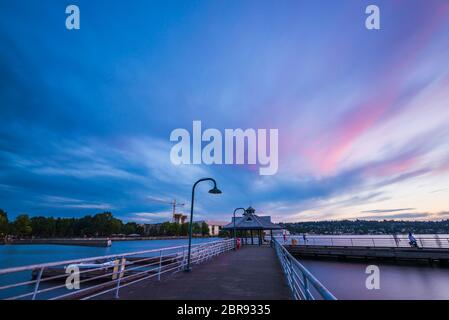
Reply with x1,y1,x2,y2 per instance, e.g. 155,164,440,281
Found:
0,238,220,269
287,234,449,299
300,258,449,300
2,237,449,299
0,238,221,299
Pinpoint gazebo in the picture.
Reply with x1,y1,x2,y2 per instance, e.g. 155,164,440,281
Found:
222,207,281,245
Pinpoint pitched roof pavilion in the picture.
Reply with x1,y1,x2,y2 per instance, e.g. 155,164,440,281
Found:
222,207,281,231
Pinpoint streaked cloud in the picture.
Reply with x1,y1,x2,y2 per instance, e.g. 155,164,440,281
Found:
1,0,449,222
362,208,416,214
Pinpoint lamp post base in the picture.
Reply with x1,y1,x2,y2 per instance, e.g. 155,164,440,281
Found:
184,267,192,273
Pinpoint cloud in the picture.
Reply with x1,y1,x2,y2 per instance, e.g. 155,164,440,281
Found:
356,212,430,221
1,1,449,222
131,212,173,223
362,208,416,214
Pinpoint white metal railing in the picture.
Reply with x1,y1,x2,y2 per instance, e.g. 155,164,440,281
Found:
275,235,449,249
0,239,235,300
273,239,336,300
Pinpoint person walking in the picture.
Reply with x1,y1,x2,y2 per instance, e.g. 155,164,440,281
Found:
408,232,418,247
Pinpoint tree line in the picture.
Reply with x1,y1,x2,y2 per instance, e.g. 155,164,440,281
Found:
145,221,210,237
0,209,143,238
282,219,449,235
0,209,211,238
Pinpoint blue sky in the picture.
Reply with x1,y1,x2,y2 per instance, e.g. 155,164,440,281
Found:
1,0,449,223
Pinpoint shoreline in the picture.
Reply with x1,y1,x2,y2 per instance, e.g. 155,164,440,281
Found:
1,236,216,247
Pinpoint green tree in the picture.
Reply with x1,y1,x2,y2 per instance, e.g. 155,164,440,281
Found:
201,222,209,236
91,212,123,236
180,223,189,236
31,216,53,237
13,214,32,237
122,222,144,235
0,209,8,236
192,223,202,235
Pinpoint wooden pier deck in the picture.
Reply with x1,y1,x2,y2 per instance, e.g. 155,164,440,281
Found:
95,246,292,300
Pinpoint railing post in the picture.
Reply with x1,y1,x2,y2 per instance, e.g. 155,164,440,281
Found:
286,255,294,293
303,273,311,300
114,257,126,299
181,247,187,270
158,250,163,281
32,267,44,300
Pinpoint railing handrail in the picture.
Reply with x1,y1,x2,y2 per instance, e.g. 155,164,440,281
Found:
273,238,336,300
0,239,229,275
272,235,449,249
273,235,449,240
0,238,235,300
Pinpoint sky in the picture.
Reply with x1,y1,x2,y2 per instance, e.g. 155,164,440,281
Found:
1,0,449,224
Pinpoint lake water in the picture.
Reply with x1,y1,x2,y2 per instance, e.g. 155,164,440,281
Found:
0,238,221,299
2,236,449,300
0,238,220,270
283,234,449,300
300,258,449,300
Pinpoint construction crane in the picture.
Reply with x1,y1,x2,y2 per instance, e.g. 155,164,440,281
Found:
147,197,186,223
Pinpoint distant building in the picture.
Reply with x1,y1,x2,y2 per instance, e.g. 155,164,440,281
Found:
142,223,163,236
194,220,227,236
173,213,188,224
207,221,228,236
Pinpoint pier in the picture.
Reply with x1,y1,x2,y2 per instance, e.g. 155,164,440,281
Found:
0,239,336,300
3,238,112,247
4,234,449,300
284,235,449,264
287,245,449,264
96,246,292,300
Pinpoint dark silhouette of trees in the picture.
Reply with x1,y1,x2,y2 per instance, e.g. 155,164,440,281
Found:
13,214,32,237
282,219,449,235
201,222,209,236
2,211,141,238
0,209,8,236
144,221,207,237
1,209,206,238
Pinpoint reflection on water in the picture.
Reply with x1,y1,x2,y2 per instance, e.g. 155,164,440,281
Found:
300,258,449,300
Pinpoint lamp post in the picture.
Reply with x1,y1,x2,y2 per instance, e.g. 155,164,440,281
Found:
233,208,246,250
185,178,222,272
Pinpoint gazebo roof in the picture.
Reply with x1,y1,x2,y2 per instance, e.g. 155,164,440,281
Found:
222,207,281,230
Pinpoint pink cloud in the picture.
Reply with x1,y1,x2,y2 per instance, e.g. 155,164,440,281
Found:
364,155,420,178
299,6,449,176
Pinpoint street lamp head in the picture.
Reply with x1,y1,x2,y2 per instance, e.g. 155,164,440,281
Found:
208,186,222,194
